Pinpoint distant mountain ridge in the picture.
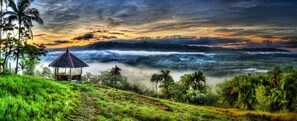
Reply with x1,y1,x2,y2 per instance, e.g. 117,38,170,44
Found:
50,41,288,52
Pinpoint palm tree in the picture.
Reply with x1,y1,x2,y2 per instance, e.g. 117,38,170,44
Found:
180,74,194,90
110,65,121,76
3,0,43,74
0,0,8,59
151,73,162,98
268,66,282,88
160,70,174,99
281,73,297,111
108,65,121,86
192,71,206,91
0,0,8,36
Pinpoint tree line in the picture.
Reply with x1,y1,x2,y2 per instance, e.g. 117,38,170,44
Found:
86,66,297,113
0,0,46,74
79,66,209,105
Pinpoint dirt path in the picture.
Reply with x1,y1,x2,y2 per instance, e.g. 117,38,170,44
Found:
68,92,100,121
134,94,173,112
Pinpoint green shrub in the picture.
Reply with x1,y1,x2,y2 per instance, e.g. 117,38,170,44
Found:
217,66,297,112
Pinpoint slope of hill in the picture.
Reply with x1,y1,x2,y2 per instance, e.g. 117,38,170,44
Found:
1,75,296,121
0,74,79,120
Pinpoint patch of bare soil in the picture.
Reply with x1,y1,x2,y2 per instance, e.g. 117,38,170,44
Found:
137,95,173,112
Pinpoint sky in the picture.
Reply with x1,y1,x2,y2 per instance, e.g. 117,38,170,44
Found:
29,0,297,49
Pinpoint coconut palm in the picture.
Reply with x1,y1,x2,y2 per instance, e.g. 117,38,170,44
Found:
151,73,162,98
3,0,43,74
268,66,282,88
159,70,174,99
0,0,8,55
192,71,206,91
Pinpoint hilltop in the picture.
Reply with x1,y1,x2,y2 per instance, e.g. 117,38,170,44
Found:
1,75,296,120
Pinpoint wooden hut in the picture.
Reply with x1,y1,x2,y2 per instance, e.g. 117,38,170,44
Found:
49,48,88,81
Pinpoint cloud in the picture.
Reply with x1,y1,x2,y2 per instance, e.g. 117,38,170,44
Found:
105,17,122,26
95,30,110,33
279,39,297,48
98,35,118,40
73,33,94,40
44,40,72,46
35,0,297,28
113,36,247,46
34,34,47,37
53,40,72,44
32,0,297,48
109,32,125,35
214,28,245,33
72,32,118,41
189,37,247,45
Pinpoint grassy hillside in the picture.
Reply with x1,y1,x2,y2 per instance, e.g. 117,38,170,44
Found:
1,75,296,121
0,74,79,120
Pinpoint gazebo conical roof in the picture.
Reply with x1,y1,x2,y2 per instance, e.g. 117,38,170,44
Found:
49,48,88,68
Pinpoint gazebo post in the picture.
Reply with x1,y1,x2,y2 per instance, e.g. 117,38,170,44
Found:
54,68,56,80
56,68,59,80
80,68,83,80
69,68,72,80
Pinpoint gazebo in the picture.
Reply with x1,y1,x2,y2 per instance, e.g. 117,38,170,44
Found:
49,48,88,81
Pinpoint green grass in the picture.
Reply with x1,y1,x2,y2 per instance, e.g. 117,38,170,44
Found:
1,74,296,121
71,84,226,121
0,74,79,120
71,84,297,121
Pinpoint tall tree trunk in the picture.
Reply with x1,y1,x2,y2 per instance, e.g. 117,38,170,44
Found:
2,52,9,72
0,0,3,62
156,82,159,99
15,20,21,74
1,50,11,72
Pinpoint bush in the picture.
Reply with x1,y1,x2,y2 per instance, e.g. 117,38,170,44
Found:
83,66,157,97
217,66,297,112
255,85,270,111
